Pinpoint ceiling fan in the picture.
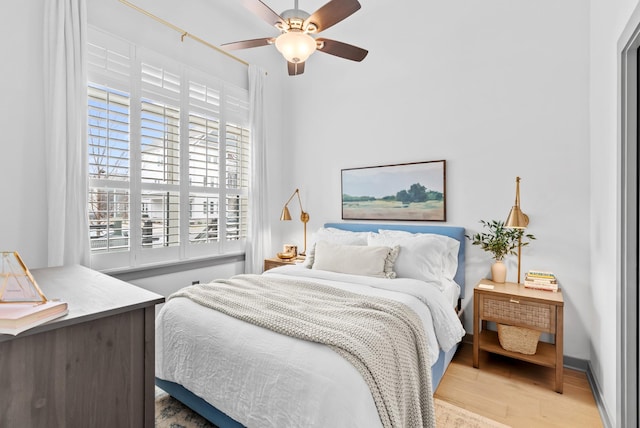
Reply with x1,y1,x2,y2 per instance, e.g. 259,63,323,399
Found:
222,0,368,76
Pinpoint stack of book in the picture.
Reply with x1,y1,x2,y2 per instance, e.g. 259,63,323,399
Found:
524,270,558,292
0,300,68,335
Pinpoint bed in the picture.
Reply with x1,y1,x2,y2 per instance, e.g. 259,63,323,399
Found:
155,222,466,428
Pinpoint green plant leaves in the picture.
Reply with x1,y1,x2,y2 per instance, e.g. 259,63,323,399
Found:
465,220,535,261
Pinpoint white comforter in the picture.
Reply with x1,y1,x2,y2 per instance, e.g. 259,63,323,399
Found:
156,265,465,428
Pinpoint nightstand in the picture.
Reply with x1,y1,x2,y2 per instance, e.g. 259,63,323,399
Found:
263,257,298,272
473,279,564,393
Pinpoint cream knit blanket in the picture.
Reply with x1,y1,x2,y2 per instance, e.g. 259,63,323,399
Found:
169,274,435,428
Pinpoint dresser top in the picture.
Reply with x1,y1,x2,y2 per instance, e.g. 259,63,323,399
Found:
0,265,164,342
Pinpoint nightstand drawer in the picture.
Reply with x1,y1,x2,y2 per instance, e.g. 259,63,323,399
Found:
480,294,555,332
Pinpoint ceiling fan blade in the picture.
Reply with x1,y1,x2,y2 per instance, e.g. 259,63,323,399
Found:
316,38,368,62
240,0,285,28
221,38,274,51
288,61,305,76
304,0,361,33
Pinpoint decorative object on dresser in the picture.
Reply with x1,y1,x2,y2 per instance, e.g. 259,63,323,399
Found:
524,270,559,292
0,251,48,303
0,251,69,335
467,220,534,284
504,176,533,283
341,160,446,221
473,279,564,393
0,299,68,336
280,188,310,256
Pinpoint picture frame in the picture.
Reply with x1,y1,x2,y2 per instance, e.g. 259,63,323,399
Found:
341,160,446,221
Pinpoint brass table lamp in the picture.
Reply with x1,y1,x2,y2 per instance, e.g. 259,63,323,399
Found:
504,176,529,283
280,188,310,256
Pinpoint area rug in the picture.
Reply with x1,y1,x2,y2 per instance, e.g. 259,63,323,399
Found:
155,389,511,428
433,398,511,428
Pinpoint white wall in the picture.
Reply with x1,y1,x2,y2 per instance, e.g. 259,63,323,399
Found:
279,0,592,361
589,0,639,424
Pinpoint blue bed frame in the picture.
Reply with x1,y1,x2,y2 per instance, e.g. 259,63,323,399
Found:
157,222,466,428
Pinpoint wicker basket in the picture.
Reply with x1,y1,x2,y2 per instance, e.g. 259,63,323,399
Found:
497,324,540,355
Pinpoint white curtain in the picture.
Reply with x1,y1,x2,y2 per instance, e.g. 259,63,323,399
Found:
43,0,90,267
245,65,271,274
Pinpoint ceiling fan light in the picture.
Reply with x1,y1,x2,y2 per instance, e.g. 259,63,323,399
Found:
275,31,317,63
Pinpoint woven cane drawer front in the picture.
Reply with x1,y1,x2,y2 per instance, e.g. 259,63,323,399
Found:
480,295,555,332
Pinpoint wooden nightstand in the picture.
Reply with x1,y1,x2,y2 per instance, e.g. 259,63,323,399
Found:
263,257,298,272
473,279,564,393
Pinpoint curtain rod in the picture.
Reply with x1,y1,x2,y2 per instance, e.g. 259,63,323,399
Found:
118,0,249,67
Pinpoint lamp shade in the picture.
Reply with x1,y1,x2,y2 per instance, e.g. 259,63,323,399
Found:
280,205,292,221
505,205,529,229
275,31,317,63
504,176,529,229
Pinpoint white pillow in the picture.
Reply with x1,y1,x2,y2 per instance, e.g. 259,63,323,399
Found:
304,227,372,268
377,229,460,280
312,240,398,278
368,232,454,286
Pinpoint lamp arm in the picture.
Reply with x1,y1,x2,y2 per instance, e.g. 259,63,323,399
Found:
284,188,299,207
296,189,310,255
296,188,304,213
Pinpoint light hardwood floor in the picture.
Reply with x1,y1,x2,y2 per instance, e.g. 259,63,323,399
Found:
435,341,604,428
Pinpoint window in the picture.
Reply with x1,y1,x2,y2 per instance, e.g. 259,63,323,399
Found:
87,30,250,270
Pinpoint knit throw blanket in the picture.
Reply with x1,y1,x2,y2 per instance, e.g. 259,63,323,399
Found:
169,274,435,428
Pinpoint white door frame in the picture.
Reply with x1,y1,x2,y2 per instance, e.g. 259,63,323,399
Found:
618,7,640,428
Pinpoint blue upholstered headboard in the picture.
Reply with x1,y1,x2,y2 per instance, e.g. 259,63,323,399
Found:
324,223,466,299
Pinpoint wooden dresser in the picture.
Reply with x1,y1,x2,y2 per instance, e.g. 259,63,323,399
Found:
0,265,164,427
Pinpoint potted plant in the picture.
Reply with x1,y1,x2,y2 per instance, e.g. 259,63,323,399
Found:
467,220,535,283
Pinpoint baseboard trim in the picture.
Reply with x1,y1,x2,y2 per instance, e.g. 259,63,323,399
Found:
586,362,614,428
563,355,588,371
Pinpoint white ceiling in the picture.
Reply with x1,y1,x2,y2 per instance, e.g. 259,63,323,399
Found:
266,0,336,16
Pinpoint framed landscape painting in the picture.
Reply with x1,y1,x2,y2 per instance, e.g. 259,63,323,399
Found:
341,160,446,221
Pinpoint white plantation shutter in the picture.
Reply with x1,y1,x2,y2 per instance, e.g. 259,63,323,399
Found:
225,84,250,243
188,79,221,190
87,34,130,86
88,85,130,181
188,114,220,188
87,28,251,270
225,123,250,241
188,78,222,246
140,100,181,184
